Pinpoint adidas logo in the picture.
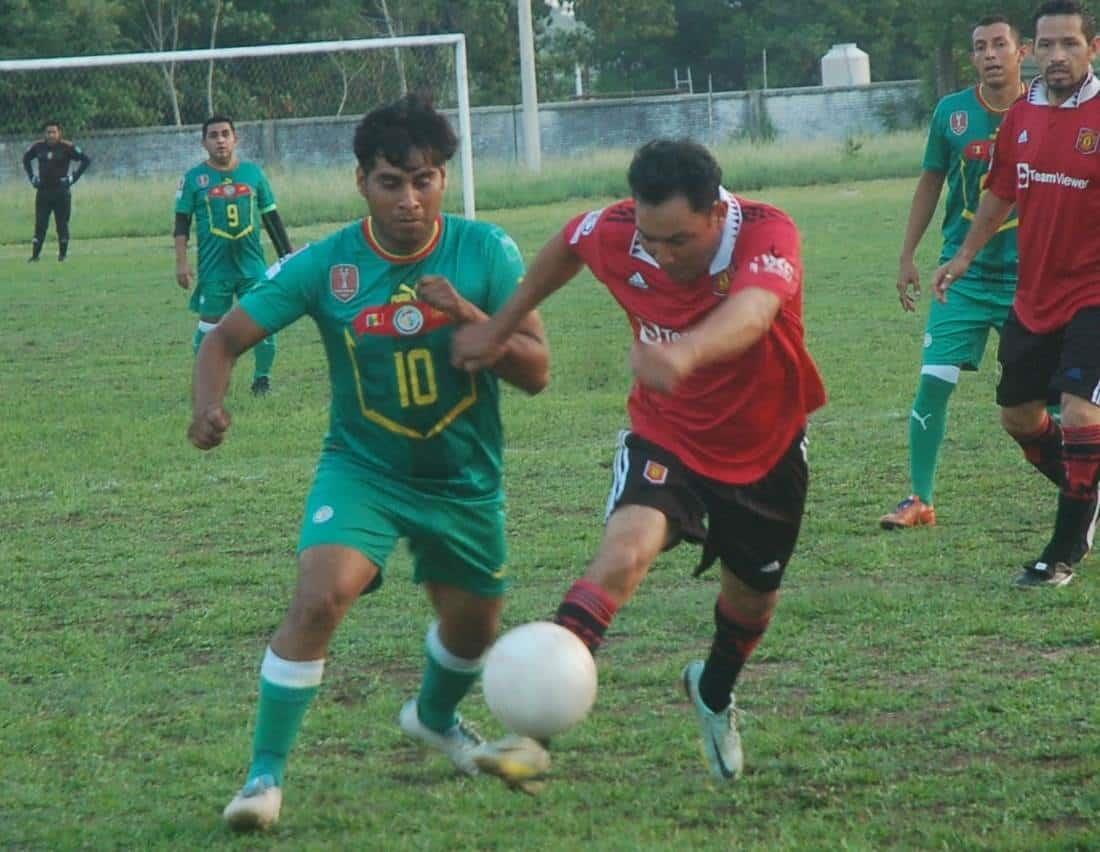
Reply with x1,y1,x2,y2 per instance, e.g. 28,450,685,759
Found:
627,272,648,289
1018,129,1029,143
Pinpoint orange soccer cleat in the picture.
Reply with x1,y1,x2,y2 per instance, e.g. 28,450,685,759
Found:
879,495,937,530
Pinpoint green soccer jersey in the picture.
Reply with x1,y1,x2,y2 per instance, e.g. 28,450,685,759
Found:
240,215,525,498
175,160,277,285
923,86,1019,291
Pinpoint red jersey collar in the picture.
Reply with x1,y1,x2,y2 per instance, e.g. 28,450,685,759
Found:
362,216,443,263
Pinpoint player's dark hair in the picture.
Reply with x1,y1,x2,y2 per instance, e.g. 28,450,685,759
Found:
202,115,236,137
42,120,61,131
1033,0,1097,40
353,94,458,172
972,15,1022,46
627,139,722,212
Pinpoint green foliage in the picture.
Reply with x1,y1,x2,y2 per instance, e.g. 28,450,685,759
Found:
2,173,1099,848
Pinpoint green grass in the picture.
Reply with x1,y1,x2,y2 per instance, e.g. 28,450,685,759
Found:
0,131,925,245
2,178,1098,850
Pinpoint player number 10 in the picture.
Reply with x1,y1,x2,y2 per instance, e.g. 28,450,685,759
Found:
393,348,438,407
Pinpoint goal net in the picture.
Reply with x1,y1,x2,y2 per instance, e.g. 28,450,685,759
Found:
0,35,476,217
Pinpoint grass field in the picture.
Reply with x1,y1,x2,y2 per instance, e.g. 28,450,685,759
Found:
1,175,1098,850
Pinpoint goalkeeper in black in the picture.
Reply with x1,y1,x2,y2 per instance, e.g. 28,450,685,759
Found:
23,120,91,262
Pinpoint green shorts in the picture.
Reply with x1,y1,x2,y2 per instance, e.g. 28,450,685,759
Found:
297,451,509,598
922,279,1014,370
190,277,261,318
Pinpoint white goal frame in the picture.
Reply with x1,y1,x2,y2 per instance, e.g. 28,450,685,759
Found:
0,35,477,218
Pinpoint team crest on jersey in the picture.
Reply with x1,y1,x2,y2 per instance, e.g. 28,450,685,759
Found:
197,174,210,188
950,111,968,135
1075,127,1099,155
643,460,669,485
330,264,360,302
713,270,731,296
393,305,425,335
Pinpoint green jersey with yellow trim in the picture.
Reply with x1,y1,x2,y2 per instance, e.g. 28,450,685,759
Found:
240,214,525,499
175,160,277,285
923,86,1019,291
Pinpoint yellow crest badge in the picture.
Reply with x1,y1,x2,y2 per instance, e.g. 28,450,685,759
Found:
643,460,669,485
1075,127,1099,155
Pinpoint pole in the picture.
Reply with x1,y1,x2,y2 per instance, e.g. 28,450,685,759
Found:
517,0,542,172
762,48,768,90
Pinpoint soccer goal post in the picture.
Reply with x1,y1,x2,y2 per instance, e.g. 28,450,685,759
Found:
0,35,477,218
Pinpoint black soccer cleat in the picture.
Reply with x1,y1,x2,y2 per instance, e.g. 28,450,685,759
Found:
250,376,271,396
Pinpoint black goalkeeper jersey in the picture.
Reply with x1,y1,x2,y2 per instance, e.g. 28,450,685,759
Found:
23,141,90,190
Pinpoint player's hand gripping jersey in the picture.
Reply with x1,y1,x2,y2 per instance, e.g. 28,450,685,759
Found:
175,161,277,285
563,192,826,484
241,215,525,498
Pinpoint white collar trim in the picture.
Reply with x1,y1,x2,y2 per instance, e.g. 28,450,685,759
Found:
1027,71,1100,107
628,186,742,273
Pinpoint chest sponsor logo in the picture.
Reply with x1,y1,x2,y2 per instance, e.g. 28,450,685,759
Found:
1075,127,1099,155
643,460,669,485
627,272,648,289
1017,129,1029,144
393,304,425,335
636,318,683,344
713,270,731,296
197,174,210,188
1017,162,1090,190
330,264,360,302
748,253,795,283
950,111,969,135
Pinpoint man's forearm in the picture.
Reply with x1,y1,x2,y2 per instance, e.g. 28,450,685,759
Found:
954,192,1013,265
175,235,190,267
900,171,945,259
492,233,582,339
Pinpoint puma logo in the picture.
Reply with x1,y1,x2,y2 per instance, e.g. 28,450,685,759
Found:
911,410,932,431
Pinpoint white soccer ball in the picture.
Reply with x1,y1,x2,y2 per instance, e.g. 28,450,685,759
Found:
482,621,598,739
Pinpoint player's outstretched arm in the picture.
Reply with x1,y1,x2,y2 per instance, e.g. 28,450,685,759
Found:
189,308,269,450
897,170,946,312
452,232,582,373
418,275,549,395
932,191,1013,302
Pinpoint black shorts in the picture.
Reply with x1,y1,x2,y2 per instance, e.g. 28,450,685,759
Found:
997,307,1100,407
604,430,809,592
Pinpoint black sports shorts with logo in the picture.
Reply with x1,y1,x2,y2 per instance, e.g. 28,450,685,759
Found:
603,429,808,593
997,306,1100,407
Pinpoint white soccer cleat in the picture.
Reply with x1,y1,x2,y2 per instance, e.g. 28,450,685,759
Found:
222,774,282,832
473,734,552,795
682,660,743,781
399,698,484,776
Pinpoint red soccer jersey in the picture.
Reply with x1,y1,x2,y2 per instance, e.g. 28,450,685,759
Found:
986,74,1100,332
562,192,826,484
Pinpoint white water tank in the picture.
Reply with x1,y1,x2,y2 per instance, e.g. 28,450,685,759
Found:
821,43,870,86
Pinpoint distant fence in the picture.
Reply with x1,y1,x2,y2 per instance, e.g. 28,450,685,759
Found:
0,80,924,182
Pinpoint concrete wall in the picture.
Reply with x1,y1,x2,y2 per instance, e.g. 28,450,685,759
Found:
0,80,923,182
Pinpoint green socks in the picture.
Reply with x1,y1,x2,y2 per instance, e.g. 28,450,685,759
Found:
247,648,324,786
252,333,276,381
909,372,956,504
416,622,483,733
